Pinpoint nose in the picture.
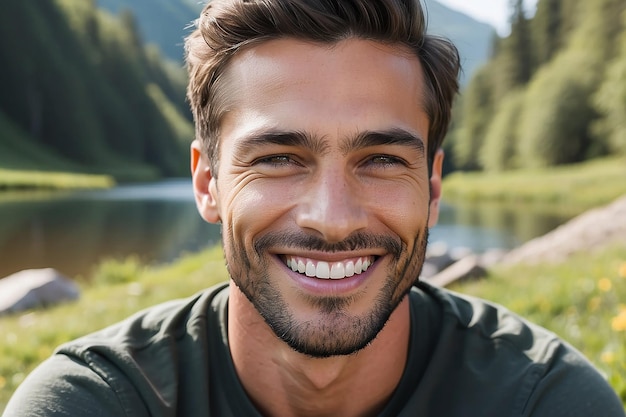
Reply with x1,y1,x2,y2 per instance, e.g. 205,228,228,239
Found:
295,170,368,243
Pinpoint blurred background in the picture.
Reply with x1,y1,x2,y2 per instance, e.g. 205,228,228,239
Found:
1,0,626,410
0,0,625,279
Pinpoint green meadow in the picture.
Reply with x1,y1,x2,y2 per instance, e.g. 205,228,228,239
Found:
0,169,114,191
443,157,626,214
1,244,625,411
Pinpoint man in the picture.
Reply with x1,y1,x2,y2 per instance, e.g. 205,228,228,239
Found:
3,0,624,416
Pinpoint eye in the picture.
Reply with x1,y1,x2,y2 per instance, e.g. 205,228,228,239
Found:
367,154,407,167
254,155,299,167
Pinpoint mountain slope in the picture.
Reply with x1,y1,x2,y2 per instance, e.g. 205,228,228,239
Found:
97,0,494,84
0,0,194,180
427,1,496,85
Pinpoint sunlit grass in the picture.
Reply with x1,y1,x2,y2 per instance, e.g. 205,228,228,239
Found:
443,157,626,213
1,244,625,411
451,243,626,405
0,168,115,190
0,245,227,411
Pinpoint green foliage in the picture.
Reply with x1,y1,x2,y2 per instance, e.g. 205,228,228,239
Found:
449,0,626,172
479,89,523,171
593,11,626,156
0,0,193,182
453,66,494,170
96,0,201,62
516,51,598,167
497,0,533,90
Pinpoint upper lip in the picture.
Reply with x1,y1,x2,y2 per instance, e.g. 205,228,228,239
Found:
272,249,386,262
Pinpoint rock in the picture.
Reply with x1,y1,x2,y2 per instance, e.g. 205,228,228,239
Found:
479,248,508,268
424,255,488,288
420,261,440,279
0,268,80,315
501,195,626,265
424,242,456,273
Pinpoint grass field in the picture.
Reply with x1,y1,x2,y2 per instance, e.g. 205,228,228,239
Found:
0,168,115,191
443,157,626,214
451,244,626,406
1,244,625,411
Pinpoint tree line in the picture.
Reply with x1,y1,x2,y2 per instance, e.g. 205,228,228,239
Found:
0,0,194,180
448,0,626,172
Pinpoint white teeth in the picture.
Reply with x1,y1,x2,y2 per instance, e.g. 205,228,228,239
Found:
286,256,373,279
345,261,355,277
316,262,330,279
305,261,316,277
330,263,345,279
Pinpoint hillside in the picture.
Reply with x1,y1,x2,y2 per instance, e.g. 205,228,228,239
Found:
97,0,494,84
450,0,626,173
0,0,193,181
96,0,199,62
425,1,495,85
0,0,496,183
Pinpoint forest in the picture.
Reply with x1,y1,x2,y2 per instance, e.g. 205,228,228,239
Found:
448,0,626,173
0,0,193,181
1,0,625,182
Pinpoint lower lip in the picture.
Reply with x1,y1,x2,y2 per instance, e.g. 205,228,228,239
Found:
277,257,376,295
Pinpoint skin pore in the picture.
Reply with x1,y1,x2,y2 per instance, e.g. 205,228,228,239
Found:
192,38,443,417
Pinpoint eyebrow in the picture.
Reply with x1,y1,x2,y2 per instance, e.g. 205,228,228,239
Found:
235,128,425,157
235,130,330,156
341,128,425,156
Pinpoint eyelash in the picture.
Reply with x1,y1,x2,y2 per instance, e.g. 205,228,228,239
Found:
367,155,407,167
254,155,300,167
253,154,408,169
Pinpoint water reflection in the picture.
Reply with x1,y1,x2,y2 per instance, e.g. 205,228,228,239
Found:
431,199,570,252
0,181,573,279
0,180,220,279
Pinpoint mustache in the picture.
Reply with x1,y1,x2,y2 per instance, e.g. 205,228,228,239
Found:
254,231,403,257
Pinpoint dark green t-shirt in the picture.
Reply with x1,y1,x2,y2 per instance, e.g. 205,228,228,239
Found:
3,282,624,416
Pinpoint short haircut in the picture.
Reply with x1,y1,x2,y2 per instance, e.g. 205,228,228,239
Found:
185,0,461,174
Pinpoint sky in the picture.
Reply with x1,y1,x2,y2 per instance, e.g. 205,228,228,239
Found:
435,0,538,36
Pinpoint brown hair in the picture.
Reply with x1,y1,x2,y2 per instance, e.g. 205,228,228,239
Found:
185,0,460,174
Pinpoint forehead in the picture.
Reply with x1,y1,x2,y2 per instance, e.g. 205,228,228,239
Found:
218,38,428,144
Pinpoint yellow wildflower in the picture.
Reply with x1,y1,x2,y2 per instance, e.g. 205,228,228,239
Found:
619,262,626,279
612,309,626,332
587,296,601,312
598,278,612,292
600,351,615,365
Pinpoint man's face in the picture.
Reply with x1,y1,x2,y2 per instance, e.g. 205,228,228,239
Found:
192,38,442,357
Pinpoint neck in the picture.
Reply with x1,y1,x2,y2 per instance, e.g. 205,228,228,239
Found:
228,283,411,417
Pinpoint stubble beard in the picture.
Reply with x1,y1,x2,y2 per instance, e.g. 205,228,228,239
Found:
224,227,429,358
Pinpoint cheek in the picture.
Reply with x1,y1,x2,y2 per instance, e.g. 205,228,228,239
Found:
223,181,296,241
370,181,431,230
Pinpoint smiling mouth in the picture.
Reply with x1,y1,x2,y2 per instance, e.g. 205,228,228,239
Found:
284,256,376,280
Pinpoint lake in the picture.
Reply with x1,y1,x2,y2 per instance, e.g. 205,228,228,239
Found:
0,179,572,279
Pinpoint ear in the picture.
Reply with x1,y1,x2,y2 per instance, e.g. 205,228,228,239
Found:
191,140,221,224
428,148,444,228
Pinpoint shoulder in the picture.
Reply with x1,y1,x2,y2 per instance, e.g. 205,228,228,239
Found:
3,282,230,417
408,282,625,416
61,281,230,355
412,282,565,364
